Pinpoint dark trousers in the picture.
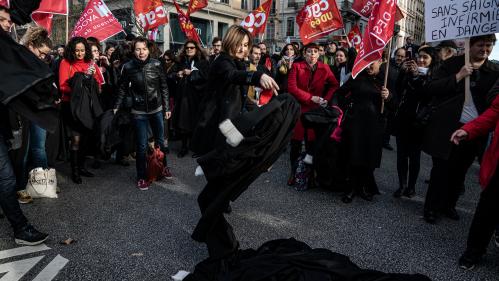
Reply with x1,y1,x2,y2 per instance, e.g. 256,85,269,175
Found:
348,165,377,194
425,138,485,213
134,111,167,181
0,133,28,232
197,180,238,259
396,135,421,188
464,169,499,257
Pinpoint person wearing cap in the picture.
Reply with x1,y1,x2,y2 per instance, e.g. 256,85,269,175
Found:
287,43,339,187
436,40,458,61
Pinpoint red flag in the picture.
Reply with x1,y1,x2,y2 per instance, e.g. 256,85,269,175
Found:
352,0,403,21
186,0,208,16
173,0,201,43
71,0,124,41
240,0,272,36
296,0,343,45
0,0,9,7
352,0,397,78
134,0,168,32
347,24,362,52
31,0,68,35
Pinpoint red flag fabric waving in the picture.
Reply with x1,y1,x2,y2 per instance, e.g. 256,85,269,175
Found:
173,0,201,43
352,0,403,21
347,24,362,52
134,0,168,32
240,0,272,36
296,0,344,45
0,0,9,7
31,0,68,35
71,0,124,41
186,0,208,16
352,0,397,79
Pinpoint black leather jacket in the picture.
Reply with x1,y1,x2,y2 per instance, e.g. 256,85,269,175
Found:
115,57,169,113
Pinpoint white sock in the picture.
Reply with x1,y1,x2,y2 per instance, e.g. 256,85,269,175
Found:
194,166,204,177
171,270,190,281
303,154,313,165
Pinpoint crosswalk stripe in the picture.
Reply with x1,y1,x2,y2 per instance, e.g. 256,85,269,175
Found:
0,245,51,260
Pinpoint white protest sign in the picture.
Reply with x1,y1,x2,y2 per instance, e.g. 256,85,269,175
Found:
425,0,499,42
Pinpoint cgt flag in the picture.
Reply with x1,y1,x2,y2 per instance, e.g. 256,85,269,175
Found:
71,0,124,41
134,0,168,32
240,0,272,36
31,0,68,35
296,0,343,46
351,0,397,79
352,0,404,21
173,0,201,43
347,24,362,52
186,0,208,16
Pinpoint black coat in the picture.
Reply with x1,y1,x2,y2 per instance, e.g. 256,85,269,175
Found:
190,52,264,155
172,57,209,134
422,56,499,160
334,72,386,169
115,57,169,113
68,73,103,130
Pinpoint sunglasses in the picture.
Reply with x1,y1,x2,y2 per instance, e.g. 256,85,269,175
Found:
186,46,196,50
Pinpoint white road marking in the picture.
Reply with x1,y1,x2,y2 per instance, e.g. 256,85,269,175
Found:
155,180,198,196
0,256,44,281
32,255,69,281
0,245,50,260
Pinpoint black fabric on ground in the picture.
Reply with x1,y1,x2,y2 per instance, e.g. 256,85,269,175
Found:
185,238,432,281
192,94,300,257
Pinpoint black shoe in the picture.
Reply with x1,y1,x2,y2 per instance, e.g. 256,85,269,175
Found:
383,143,394,151
358,191,373,201
177,148,188,158
70,150,82,184
424,210,437,224
443,208,460,220
79,168,95,177
393,185,405,198
402,186,416,198
14,225,48,246
459,253,479,270
192,153,200,158
224,204,232,214
341,191,354,203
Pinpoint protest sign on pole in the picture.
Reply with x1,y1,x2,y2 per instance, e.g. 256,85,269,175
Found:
296,0,344,45
134,0,168,32
71,0,125,41
424,0,498,42
240,0,272,37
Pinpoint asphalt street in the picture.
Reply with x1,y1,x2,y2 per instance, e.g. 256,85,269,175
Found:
0,139,498,281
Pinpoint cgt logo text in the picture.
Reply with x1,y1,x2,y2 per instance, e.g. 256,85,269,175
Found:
137,6,166,28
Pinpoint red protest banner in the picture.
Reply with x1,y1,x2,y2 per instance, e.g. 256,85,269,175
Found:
0,0,9,7
71,0,124,41
352,0,403,21
134,0,168,32
240,0,272,36
173,0,201,43
186,0,208,16
352,0,397,78
347,24,362,52
31,0,68,35
296,0,343,45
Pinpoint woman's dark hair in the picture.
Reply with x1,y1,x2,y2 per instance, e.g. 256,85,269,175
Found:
335,48,349,60
418,46,440,75
179,39,207,62
161,50,177,63
105,41,117,53
280,43,298,57
132,36,149,50
470,34,496,46
110,43,132,65
64,37,92,63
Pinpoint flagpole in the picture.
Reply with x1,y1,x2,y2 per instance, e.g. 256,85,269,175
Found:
464,38,471,107
382,38,393,114
342,28,350,48
65,13,69,44
12,24,18,42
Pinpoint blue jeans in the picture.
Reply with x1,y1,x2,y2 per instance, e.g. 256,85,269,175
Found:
134,112,167,181
29,123,48,169
0,133,28,232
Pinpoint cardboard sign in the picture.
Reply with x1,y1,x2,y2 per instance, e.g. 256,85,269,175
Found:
425,0,499,42
71,0,124,41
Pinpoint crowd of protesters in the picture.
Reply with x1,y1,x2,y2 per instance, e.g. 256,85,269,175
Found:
1,3,498,272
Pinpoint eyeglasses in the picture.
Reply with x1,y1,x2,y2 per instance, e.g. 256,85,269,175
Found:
186,46,196,50
36,48,49,59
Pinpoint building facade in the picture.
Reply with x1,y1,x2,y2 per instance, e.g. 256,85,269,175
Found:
395,0,424,47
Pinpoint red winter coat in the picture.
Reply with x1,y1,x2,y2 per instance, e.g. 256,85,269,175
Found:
461,93,499,189
288,61,339,140
59,59,104,102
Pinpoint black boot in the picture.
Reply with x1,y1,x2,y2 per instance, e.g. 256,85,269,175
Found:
402,185,416,198
341,189,355,203
78,153,94,177
393,184,406,198
70,150,82,184
357,185,373,201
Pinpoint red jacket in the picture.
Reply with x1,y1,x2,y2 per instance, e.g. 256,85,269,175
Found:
288,60,339,140
462,94,499,189
59,59,104,102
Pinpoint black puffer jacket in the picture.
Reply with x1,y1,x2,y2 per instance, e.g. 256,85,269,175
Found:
115,57,169,113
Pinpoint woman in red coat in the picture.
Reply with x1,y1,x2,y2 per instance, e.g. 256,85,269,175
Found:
450,83,499,270
287,43,339,185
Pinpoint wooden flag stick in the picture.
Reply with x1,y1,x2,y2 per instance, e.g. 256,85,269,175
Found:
464,38,471,105
382,39,393,114
65,13,69,44
342,28,350,47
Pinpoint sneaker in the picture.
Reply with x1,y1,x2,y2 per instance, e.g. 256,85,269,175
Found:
162,167,173,179
17,190,33,204
14,225,48,246
137,179,150,191
458,253,479,270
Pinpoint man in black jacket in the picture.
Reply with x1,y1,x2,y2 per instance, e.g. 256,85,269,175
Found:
423,34,499,224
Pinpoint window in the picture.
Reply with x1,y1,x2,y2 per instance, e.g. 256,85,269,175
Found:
220,0,229,4
252,0,260,9
270,0,276,14
287,0,295,8
241,0,248,9
218,22,229,38
286,17,294,36
266,19,275,40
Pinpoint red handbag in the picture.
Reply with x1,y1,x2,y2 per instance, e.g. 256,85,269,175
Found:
146,146,165,183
